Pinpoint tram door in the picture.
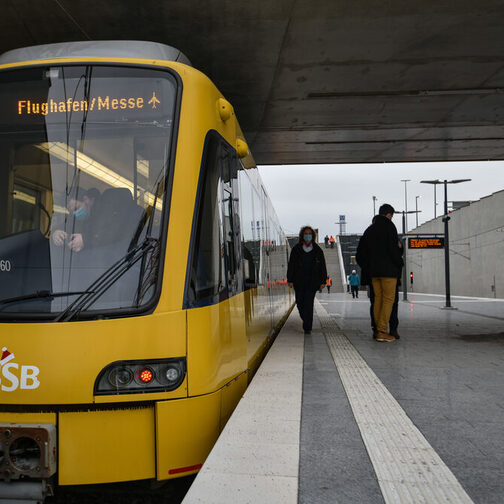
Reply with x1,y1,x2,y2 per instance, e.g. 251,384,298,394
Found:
220,145,242,296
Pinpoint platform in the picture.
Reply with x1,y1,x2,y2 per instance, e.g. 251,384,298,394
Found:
183,292,504,504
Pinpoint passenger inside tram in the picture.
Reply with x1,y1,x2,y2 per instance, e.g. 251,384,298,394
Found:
85,187,144,250
52,186,143,254
51,188,100,252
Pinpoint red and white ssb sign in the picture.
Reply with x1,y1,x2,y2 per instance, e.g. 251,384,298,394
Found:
0,347,40,392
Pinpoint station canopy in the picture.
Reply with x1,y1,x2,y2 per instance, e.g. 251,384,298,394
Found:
1,1,503,165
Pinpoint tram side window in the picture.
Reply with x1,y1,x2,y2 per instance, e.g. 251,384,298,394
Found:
238,170,257,287
251,187,264,285
220,146,239,285
187,137,226,303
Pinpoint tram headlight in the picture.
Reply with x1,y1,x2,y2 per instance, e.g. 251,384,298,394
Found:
161,361,185,386
165,366,180,383
108,367,133,388
94,358,186,395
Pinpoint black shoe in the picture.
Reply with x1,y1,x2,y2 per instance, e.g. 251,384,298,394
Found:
389,329,400,339
372,330,378,340
304,330,311,335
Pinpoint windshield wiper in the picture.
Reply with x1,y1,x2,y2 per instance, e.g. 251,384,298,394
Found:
53,236,159,322
55,172,164,322
0,290,90,309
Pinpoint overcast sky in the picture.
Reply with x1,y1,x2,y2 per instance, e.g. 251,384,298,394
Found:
258,161,504,238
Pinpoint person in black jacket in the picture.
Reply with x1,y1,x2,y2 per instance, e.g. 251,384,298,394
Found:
287,226,327,334
51,188,100,252
357,215,404,340
356,204,402,343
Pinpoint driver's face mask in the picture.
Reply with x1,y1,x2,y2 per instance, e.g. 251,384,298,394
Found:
74,207,89,220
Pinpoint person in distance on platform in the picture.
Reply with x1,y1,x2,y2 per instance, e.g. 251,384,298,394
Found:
348,269,360,298
326,276,332,294
287,226,327,335
324,235,329,248
329,235,335,248
355,204,403,343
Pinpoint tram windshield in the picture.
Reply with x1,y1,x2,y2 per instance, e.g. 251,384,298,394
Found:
0,65,177,318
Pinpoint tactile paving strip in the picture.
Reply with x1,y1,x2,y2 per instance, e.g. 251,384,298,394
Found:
316,301,474,504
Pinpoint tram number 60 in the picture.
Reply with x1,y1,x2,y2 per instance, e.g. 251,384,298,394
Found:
0,260,11,272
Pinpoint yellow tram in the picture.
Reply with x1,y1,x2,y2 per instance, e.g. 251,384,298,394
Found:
0,41,291,499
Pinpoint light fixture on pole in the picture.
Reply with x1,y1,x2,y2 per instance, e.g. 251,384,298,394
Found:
420,179,440,219
372,196,377,216
415,196,421,227
420,178,471,308
400,179,411,231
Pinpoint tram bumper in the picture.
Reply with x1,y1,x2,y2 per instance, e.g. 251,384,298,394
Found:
58,389,223,485
0,386,235,487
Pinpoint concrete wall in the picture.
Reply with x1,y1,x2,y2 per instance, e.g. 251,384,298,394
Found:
406,190,504,299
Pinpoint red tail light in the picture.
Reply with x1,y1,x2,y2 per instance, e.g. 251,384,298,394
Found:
139,368,153,383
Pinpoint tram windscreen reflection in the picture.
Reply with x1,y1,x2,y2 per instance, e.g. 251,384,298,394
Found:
0,65,177,317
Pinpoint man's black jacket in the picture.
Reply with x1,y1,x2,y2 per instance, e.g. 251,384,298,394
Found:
287,243,327,292
356,215,403,280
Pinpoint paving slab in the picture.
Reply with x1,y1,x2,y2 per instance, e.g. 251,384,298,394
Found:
182,312,304,504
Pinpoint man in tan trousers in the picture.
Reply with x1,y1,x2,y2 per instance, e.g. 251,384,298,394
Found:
356,204,403,342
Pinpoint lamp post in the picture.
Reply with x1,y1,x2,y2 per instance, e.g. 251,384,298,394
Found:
415,196,421,227
398,210,421,301
421,179,441,221
372,195,377,217
434,184,437,218
400,179,411,231
420,178,471,308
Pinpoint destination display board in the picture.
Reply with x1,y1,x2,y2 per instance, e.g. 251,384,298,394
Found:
408,237,445,249
0,65,176,127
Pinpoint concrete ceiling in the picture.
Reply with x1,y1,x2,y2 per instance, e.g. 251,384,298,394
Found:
1,0,504,165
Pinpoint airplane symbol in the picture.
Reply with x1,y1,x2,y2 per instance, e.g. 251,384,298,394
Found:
148,92,161,109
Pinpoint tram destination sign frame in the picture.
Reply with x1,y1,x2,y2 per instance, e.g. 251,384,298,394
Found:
408,237,445,249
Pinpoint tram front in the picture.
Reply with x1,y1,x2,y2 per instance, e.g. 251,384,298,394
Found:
0,59,192,497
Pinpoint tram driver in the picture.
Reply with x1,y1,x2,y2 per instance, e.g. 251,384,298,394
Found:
51,188,100,252
52,187,144,255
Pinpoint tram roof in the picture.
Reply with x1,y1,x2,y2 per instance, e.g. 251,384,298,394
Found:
0,41,191,67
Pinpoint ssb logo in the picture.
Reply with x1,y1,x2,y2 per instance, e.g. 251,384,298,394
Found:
0,347,40,392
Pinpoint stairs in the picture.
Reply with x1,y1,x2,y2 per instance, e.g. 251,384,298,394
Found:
319,242,344,293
